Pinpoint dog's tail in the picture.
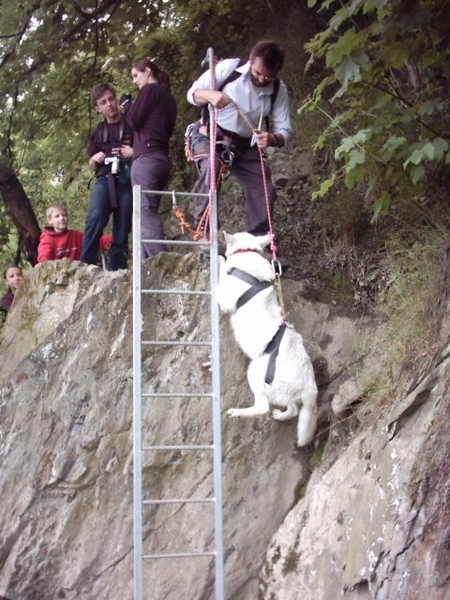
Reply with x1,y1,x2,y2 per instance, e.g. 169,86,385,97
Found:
297,401,318,447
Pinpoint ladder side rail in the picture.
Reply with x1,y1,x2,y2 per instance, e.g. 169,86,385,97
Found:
209,188,225,600
132,184,144,600
207,46,225,598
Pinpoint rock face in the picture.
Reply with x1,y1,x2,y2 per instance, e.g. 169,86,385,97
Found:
259,341,450,600
0,256,449,600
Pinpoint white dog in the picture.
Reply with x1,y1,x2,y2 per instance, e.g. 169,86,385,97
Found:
217,231,318,447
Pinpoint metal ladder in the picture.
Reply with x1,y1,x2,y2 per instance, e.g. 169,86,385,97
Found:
132,186,224,600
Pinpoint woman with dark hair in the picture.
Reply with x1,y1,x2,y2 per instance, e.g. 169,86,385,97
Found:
121,59,177,259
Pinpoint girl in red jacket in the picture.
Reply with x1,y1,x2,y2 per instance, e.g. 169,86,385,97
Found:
37,203,112,263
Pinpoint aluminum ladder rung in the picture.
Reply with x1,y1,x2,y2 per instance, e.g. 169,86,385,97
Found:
143,497,215,505
141,340,212,347
142,393,213,398
143,551,216,560
142,289,212,296
142,444,213,451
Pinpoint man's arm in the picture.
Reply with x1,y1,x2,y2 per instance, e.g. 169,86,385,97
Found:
254,131,285,151
192,89,232,109
187,57,242,106
88,152,106,172
86,126,106,171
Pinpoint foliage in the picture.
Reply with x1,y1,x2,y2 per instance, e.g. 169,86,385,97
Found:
300,0,450,219
382,223,450,352
0,0,300,269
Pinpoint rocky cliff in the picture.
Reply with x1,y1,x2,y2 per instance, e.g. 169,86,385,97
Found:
0,256,449,600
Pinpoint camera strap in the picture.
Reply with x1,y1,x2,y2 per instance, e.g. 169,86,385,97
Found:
102,119,125,209
102,119,125,149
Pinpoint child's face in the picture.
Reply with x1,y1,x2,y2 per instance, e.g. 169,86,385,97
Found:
4,267,23,293
48,208,68,233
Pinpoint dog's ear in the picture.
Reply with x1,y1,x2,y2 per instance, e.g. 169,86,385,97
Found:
223,231,233,246
258,234,271,249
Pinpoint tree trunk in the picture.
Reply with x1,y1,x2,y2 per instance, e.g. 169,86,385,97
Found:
0,162,41,266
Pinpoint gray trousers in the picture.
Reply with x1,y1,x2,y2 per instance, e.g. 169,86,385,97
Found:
131,152,170,259
190,124,276,236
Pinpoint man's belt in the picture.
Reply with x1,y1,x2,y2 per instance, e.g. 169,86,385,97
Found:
218,126,252,145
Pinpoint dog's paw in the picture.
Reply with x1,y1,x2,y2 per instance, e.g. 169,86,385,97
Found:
272,409,285,420
227,408,241,418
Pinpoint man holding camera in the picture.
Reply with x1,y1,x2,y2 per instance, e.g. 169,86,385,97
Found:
81,82,134,270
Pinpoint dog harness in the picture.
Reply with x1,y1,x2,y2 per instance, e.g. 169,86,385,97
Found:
229,267,287,384
264,322,287,384
229,267,272,310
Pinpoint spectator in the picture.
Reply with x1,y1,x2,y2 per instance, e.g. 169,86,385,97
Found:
1,265,23,315
120,59,177,259
38,203,112,263
81,83,133,270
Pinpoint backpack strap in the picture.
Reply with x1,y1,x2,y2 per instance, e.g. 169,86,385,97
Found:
101,119,125,151
264,77,280,131
202,58,279,133
270,78,280,106
217,58,248,92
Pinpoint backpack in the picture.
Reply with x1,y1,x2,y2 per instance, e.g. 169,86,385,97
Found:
201,58,280,132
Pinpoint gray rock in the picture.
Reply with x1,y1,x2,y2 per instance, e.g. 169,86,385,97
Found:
2,256,447,600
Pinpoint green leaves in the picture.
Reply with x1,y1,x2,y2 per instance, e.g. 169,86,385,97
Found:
335,129,372,159
312,176,335,201
301,0,450,219
403,138,449,167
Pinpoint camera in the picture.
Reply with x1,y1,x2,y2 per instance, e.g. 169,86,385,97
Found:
119,93,132,109
105,156,120,175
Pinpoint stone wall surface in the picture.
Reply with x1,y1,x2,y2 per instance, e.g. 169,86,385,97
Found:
1,255,447,600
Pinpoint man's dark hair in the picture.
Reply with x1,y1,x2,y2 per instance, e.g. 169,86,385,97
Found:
250,40,285,72
90,82,116,106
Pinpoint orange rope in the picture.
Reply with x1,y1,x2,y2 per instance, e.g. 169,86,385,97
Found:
172,206,197,236
173,156,229,240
